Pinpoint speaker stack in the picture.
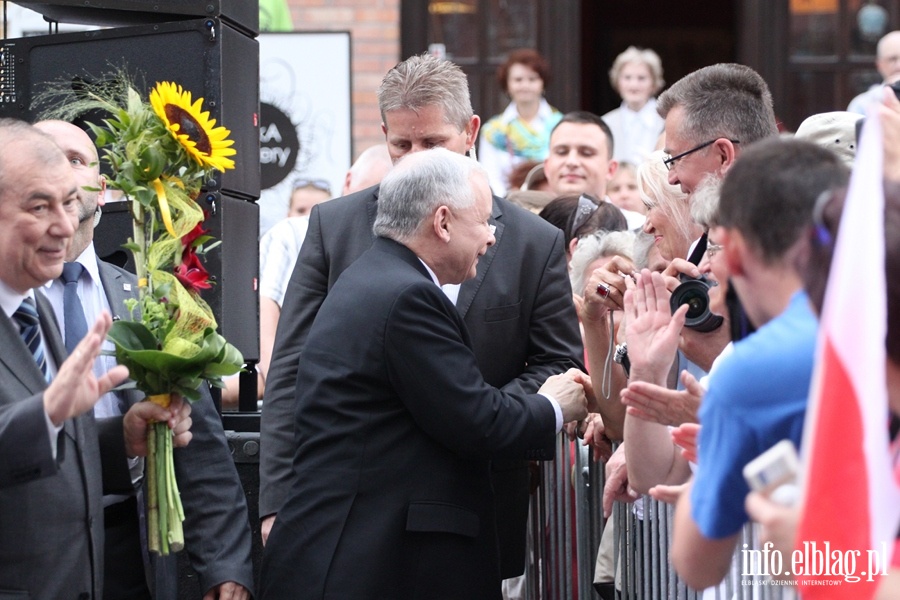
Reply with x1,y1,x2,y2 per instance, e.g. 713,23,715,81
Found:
1,1,262,370
2,2,263,595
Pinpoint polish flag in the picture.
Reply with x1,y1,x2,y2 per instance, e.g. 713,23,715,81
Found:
796,105,900,597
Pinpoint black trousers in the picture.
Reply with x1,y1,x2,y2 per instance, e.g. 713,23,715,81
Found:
103,496,152,600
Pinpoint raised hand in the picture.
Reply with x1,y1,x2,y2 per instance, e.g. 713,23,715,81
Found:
44,312,129,427
623,269,687,386
621,369,704,426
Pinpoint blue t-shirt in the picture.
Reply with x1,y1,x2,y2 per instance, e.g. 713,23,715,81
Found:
691,290,817,538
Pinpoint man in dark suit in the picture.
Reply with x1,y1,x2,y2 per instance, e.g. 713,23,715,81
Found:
36,119,255,600
260,53,584,584
0,119,192,599
259,148,589,599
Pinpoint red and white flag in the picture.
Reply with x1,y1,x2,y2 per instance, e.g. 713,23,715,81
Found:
796,105,900,597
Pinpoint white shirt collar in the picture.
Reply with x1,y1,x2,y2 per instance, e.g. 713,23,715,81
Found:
417,257,461,305
418,258,441,287
0,278,34,320
42,243,99,292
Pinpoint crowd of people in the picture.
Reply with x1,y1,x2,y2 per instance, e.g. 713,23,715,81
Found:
2,31,900,600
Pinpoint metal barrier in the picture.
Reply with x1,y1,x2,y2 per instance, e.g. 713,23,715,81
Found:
524,435,797,600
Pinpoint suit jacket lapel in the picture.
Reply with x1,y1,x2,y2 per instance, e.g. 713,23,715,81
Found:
97,261,143,411
456,197,504,319
35,291,78,441
97,262,134,320
365,185,380,241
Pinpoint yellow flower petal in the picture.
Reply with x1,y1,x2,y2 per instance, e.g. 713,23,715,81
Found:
150,81,236,171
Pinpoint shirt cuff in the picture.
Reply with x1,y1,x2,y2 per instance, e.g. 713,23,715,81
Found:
539,393,563,432
128,456,144,488
44,409,63,460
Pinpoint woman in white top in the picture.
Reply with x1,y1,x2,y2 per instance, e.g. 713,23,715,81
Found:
602,46,666,166
478,49,562,196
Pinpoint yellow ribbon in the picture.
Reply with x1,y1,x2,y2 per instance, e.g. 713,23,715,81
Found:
147,393,172,409
152,178,177,238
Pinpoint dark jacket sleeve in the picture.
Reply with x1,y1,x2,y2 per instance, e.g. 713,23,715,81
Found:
385,283,557,460
258,203,330,518
96,415,133,495
0,394,59,488
173,385,255,595
496,225,584,397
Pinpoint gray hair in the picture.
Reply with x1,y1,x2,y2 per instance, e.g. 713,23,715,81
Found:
377,54,474,132
569,230,635,296
657,63,778,147
689,174,723,230
636,151,698,242
631,231,657,271
609,46,665,95
0,118,64,192
374,147,487,243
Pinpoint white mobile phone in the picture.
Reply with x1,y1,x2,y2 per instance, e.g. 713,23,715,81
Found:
742,439,800,505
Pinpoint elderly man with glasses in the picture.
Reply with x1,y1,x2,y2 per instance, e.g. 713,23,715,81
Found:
658,63,778,201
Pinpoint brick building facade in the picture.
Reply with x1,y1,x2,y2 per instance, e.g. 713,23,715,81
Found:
285,0,400,160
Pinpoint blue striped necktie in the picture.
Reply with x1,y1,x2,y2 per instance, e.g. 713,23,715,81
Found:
13,297,49,381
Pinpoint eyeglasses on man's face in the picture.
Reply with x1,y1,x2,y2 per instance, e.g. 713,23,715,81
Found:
706,242,724,259
663,138,740,171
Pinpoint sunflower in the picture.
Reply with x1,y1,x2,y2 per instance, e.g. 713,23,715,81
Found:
149,81,236,171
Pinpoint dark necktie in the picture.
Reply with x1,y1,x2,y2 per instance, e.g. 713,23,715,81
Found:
13,297,49,381
61,262,89,354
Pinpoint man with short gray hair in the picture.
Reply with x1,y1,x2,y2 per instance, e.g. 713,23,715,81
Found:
259,148,588,599
260,54,585,586
657,63,778,198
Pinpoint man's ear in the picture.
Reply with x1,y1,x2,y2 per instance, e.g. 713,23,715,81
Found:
465,115,481,151
713,139,739,176
720,227,745,277
97,174,107,207
606,159,619,191
433,205,452,243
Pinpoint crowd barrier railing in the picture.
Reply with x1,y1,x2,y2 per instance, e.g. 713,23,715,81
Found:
524,435,796,600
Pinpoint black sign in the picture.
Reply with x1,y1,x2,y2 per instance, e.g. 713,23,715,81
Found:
259,101,300,190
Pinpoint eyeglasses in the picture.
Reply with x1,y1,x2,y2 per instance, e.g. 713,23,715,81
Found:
663,139,740,171
706,242,724,258
569,194,599,239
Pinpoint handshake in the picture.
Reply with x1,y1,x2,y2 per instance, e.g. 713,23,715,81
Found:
539,368,592,425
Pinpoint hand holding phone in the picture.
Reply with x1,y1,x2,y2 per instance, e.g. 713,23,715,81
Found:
742,439,800,506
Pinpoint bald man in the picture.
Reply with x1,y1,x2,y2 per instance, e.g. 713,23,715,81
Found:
848,30,900,115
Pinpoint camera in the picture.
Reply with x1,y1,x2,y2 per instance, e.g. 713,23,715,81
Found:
669,274,724,332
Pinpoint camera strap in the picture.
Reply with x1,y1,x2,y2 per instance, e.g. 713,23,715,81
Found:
687,232,708,266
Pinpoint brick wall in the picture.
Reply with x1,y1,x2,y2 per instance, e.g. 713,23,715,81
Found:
286,0,400,161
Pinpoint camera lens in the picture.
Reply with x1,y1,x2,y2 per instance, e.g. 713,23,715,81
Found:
669,276,724,332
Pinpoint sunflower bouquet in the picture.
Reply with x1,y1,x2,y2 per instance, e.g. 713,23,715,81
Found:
53,79,244,554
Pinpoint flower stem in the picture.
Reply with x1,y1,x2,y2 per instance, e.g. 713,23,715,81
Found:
146,425,160,555
156,423,169,555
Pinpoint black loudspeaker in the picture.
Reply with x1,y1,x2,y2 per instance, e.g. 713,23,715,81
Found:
14,0,259,37
94,196,260,362
0,17,260,200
